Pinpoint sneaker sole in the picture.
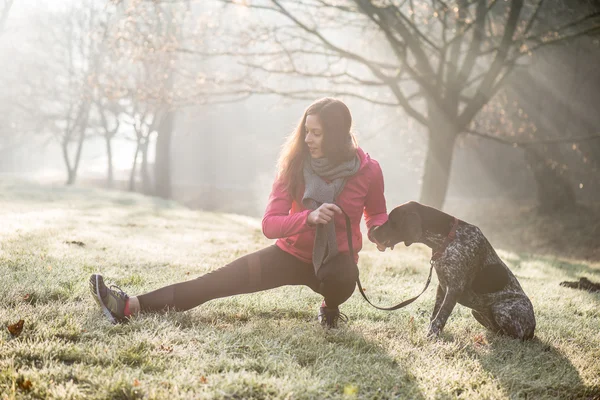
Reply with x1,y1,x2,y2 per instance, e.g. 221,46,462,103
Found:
90,274,117,325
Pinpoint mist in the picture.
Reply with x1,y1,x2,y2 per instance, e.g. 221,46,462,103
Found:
1,0,599,219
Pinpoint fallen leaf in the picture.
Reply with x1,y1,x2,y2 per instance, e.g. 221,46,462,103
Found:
159,344,173,353
343,384,358,396
65,240,85,247
133,379,141,387
7,319,24,337
199,376,208,384
473,333,488,347
17,379,32,391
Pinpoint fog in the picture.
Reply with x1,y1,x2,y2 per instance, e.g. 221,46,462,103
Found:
1,0,598,217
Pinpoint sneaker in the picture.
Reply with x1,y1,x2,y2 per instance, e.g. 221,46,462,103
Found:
318,306,348,329
89,274,129,324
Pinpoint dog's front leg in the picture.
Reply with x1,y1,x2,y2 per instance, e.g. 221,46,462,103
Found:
431,284,445,323
428,288,460,337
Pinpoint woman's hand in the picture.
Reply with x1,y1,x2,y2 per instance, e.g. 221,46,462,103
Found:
307,203,342,225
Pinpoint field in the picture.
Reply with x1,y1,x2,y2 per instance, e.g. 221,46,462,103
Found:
1,180,599,399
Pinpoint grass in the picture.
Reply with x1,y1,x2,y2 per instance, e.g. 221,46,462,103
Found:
1,179,599,399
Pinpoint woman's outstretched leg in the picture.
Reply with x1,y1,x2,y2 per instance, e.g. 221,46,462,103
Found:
90,245,319,323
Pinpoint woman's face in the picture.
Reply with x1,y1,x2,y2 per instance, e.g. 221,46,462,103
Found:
304,114,324,159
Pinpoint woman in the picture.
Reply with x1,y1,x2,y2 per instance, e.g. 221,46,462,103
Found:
90,97,389,328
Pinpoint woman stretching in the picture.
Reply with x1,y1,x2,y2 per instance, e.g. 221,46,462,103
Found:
90,97,389,328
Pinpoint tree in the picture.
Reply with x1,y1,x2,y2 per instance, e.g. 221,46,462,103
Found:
219,0,600,208
30,1,112,185
101,0,251,198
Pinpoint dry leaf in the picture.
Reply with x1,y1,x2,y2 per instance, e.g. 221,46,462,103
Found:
343,384,358,396
159,344,173,353
65,240,85,247
473,333,488,347
199,376,208,384
17,379,32,391
7,319,24,337
133,379,141,387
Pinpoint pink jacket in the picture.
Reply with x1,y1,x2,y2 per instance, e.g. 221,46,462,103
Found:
262,147,388,264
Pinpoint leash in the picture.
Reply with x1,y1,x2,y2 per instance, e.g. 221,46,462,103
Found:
337,205,456,311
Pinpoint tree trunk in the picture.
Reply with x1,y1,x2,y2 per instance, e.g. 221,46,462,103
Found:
66,169,76,186
69,125,87,185
154,110,173,199
64,103,90,186
524,145,576,214
419,104,459,209
140,137,152,195
62,140,75,186
105,135,114,188
129,141,140,192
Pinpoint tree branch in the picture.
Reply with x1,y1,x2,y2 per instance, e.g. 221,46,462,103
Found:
520,0,545,37
250,86,402,107
518,24,600,56
455,0,487,89
465,129,600,147
238,61,388,86
266,0,427,124
459,0,523,128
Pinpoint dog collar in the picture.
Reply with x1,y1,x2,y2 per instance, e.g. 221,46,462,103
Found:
431,217,459,261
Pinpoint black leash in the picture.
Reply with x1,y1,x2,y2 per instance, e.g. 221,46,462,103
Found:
338,205,434,311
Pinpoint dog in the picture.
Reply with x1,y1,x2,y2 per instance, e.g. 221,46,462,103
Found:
371,201,536,340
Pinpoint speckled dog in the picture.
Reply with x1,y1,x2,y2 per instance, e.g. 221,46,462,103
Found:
371,201,536,340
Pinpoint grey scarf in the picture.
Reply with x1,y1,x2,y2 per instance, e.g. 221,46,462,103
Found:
302,154,360,273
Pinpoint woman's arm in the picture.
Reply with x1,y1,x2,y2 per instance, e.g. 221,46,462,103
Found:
364,160,388,243
262,178,314,239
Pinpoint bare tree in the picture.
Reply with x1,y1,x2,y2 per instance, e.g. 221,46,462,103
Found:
101,0,253,198
215,0,600,208
31,1,112,185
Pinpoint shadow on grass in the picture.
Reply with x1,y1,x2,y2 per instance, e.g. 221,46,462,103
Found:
518,254,600,278
474,336,598,399
128,307,426,399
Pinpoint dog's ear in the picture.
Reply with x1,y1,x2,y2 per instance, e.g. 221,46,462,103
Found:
388,208,403,229
403,211,422,246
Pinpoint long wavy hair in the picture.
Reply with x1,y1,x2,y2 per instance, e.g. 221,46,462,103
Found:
277,97,358,200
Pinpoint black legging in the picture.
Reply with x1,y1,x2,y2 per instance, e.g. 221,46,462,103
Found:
137,245,358,312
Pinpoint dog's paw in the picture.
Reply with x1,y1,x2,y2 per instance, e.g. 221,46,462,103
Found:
427,324,441,339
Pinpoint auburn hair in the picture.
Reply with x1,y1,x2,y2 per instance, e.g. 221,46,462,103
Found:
277,97,358,200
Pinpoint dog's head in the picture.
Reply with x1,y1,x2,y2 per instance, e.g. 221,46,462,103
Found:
371,201,423,247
